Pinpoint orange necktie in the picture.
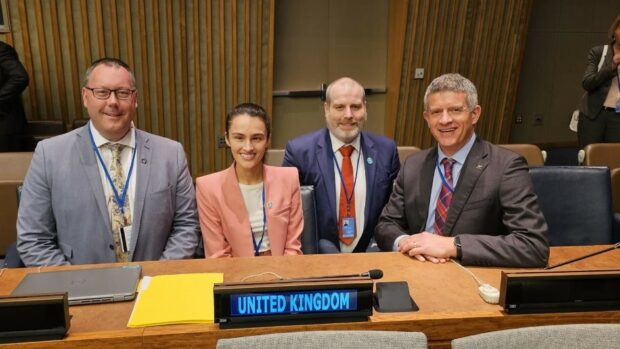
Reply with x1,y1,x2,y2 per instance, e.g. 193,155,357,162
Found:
338,145,356,245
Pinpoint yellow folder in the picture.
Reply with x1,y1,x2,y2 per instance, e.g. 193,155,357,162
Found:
127,273,224,327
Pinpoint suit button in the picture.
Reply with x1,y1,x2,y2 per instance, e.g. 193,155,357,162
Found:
109,244,115,250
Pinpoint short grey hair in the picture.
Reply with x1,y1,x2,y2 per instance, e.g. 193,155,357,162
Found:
324,77,366,104
82,57,136,87
423,73,478,110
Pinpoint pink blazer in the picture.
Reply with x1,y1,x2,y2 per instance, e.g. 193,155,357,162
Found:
196,164,303,258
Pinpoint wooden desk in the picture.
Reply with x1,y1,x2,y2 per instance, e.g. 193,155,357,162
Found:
1,246,619,348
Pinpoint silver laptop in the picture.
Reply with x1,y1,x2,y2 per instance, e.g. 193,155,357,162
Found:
12,265,141,305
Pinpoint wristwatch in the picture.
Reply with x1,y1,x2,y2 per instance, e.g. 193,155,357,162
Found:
453,236,462,260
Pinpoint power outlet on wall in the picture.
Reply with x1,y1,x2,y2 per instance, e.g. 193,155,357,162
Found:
533,113,543,126
515,114,523,124
217,135,228,148
414,68,424,79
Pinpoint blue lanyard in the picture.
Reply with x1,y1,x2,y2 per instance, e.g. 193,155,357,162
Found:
332,147,362,214
437,158,455,193
88,123,137,215
250,185,267,256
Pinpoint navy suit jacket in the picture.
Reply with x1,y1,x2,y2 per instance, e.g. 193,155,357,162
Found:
283,129,399,252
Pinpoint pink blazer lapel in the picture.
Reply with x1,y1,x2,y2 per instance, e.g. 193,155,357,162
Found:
221,164,255,256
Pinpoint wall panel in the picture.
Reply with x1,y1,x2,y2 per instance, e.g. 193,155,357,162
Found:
0,0,274,176
387,0,532,148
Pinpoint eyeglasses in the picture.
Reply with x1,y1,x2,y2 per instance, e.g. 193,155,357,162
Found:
428,106,470,118
85,87,136,100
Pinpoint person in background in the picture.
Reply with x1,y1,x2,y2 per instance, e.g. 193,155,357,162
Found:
375,73,549,268
0,41,29,152
283,77,399,253
17,58,200,266
577,14,620,148
197,103,303,257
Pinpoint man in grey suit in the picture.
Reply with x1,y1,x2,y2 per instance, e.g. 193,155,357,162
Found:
17,58,200,266
375,73,549,267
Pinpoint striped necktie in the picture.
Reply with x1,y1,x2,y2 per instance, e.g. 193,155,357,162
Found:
434,157,455,236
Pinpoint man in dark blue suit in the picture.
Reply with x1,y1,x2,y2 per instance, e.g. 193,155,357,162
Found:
283,77,400,253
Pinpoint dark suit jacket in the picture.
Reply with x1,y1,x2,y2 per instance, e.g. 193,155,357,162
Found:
283,128,400,252
0,42,29,142
375,138,549,267
579,44,616,119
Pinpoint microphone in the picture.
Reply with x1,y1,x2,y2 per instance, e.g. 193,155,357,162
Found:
231,270,384,286
290,269,384,281
545,242,620,270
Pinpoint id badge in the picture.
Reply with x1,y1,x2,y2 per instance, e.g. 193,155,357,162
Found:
341,217,356,238
120,225,132,253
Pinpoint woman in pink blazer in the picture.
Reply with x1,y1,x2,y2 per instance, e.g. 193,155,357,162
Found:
196,103,303,257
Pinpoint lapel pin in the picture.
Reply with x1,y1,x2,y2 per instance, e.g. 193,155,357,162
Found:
367,157,374,165
267,202,272,209
476,164,483,169
141,159,147,164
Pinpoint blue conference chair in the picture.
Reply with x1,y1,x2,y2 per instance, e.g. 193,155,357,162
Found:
529,166,614,245
2,185,25,268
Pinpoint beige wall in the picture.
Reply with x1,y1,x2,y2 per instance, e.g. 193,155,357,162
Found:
271,0,388,148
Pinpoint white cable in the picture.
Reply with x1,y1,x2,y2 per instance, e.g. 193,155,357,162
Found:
451,259,500,304
240,271,285,282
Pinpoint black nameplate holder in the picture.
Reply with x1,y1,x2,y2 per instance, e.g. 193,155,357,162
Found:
214,278,373,328
0,293,70,344
500,269,620,314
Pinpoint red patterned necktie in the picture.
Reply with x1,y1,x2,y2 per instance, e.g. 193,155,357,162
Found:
434,158,455,236
338,145,356,245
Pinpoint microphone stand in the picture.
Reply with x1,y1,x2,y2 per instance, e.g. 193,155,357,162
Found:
544,242,620,270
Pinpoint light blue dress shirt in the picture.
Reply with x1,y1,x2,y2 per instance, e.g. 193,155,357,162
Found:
392,133,477,251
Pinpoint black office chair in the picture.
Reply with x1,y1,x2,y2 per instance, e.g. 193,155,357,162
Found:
299,186,318,254
3,185,25,268
529,166,614,245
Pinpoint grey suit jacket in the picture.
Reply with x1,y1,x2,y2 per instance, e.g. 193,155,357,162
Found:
17,125,200,266
375,138,549,267
579,44,617,119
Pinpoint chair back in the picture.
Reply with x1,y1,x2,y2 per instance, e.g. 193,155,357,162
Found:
452,324,620,349
397,146,421,164
216,330,427,349
264,149,285,166
5,185,25,267
72,119,89,130
0,181,23,256
584,143,620,169
612,168,620,214
498,144,545,166
2,241,25,268
0,152,33,181
529,166,613,245
299,185,318,254
25,120,66,150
